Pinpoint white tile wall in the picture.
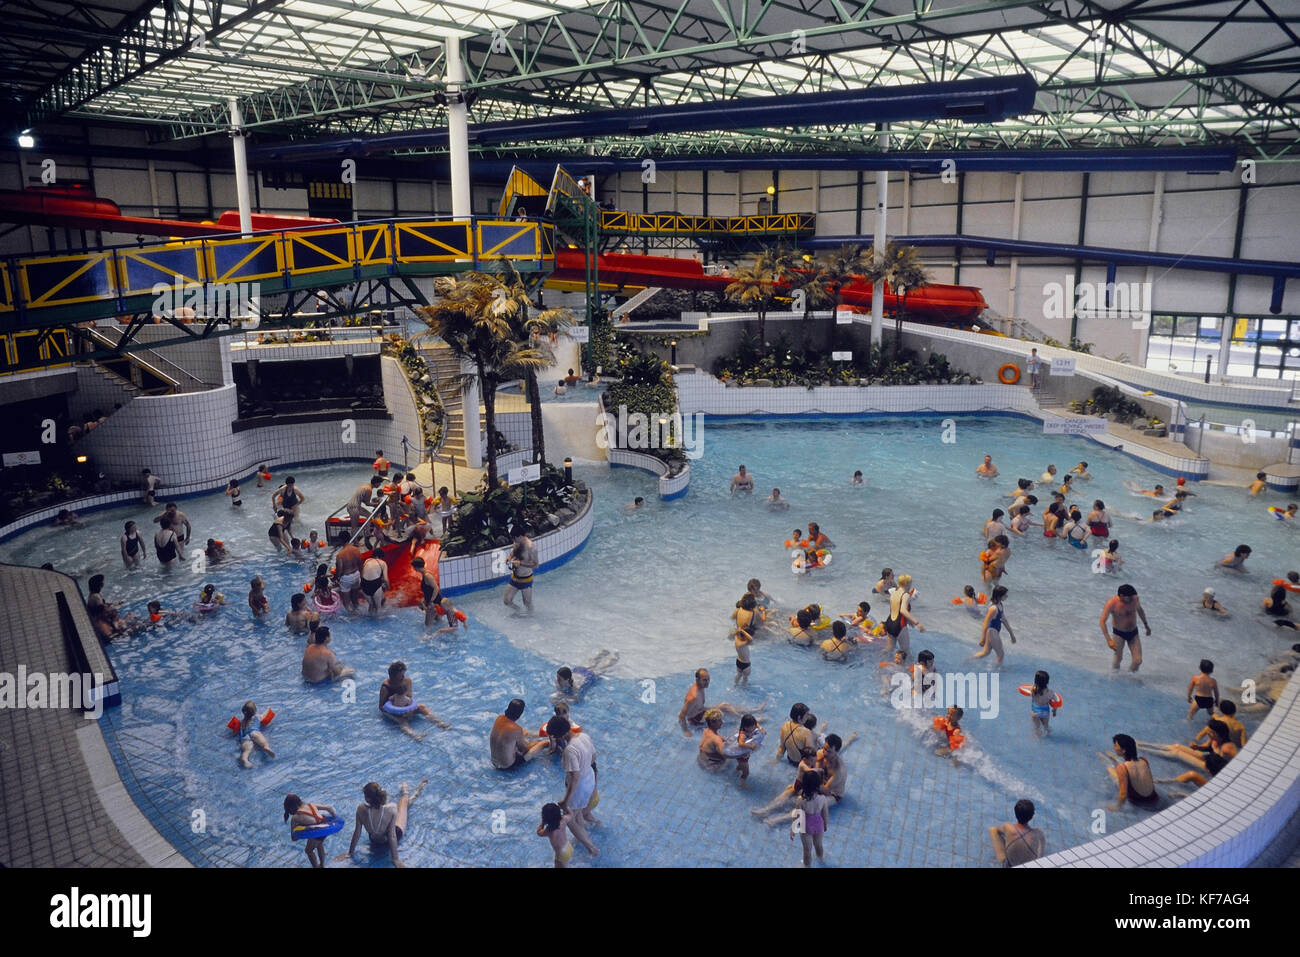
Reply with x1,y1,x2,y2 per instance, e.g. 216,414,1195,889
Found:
12,356,427,528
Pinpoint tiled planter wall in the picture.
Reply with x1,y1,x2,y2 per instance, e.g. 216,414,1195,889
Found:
436,488,594,596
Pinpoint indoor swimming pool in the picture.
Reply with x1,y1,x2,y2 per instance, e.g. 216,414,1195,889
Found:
3,416,1295,867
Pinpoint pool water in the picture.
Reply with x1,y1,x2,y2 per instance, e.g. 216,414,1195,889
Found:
3,416,1295,868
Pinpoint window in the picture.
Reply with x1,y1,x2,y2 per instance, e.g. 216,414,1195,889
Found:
1146,311,1300,380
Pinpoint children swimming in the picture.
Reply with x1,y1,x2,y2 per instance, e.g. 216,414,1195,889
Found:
933,706,965,756
767,488,790,510
1217,545,1252,571
851,470,866,486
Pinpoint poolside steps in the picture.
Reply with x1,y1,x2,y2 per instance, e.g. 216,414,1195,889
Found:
418,341,471,467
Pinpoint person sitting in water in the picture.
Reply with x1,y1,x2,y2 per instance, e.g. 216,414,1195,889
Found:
1140,723,1238,789
625,497,645,511
729,464,755,495
1194,700,1247,750
745,579,773,616
302,626,355,683
491,698,551,769
379,660,451,739
873,567,896,595
553,378,568,396
1263,586,1298,628
286,593,313,633
1008,478,1034,499
806,522,833,551
1068,461,1092,480
976,455,998,478
1100,733,1160,810
851,470,866,485
767,488,790,510
1218,544,1252,571
933,706,965,757
677,668,744,734
205,538,229,563
787,608,816,647
820,620,856,662
1040,464,1058,485
337,780,426,868
54,508,84,528
1248,472,1267,495
989,799,1046,867
86,574,129,642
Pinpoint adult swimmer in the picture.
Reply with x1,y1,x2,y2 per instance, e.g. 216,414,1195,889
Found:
976,455,999,478
729,464,755,495
301,626,355,683
503,528,538,614
678,669,746,735
1098,734,1161,810
1100,584,1152,672
490,698,551,769
360,552,390,616
336,780,427,868
335,542,364,612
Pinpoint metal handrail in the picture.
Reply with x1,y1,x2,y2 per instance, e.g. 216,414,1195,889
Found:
231,323,391,350
78,325,202,390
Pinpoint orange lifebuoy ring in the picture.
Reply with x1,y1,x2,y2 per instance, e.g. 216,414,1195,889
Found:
1275,579,1300,594
997,363,1021,385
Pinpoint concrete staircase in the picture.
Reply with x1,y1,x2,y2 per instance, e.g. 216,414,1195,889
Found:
612,286,664,320
419,341,472,467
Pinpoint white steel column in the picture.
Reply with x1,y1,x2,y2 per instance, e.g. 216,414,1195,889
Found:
228,98,253,234
444,37,471,218
1008,172,1024,318
1146,172,1168,372
870,124,890,347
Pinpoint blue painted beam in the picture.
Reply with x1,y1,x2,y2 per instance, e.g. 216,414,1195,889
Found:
251,74,1037,163
460,147,1237,176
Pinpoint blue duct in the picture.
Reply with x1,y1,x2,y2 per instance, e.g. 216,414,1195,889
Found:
251,74,1037,163
802,234,1297,311
459,147,1237,176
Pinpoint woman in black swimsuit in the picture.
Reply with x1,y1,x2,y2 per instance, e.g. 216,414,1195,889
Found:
154,517,181,567
360,555,389,616
268,511,291,553
121,520,143,568
1104,733,1160,809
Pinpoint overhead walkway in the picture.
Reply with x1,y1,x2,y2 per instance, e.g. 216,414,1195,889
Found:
0,215,556,333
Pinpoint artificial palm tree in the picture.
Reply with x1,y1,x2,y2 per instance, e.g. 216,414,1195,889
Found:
880,244,931,362
816,243,868,350
724,262,778,355
415,272,548,489
496,265,573,467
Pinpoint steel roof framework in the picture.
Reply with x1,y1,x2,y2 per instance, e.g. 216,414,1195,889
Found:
10,0,1300,162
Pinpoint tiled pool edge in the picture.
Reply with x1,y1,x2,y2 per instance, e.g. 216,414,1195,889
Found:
1024,665,1300,868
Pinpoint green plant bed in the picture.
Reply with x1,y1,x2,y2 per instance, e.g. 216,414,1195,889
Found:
712,332,976,388
440,463,588,557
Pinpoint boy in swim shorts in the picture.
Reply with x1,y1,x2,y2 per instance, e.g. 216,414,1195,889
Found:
1186,659,1219,719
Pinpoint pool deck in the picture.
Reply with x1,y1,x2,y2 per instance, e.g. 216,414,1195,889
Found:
0,566,189,868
